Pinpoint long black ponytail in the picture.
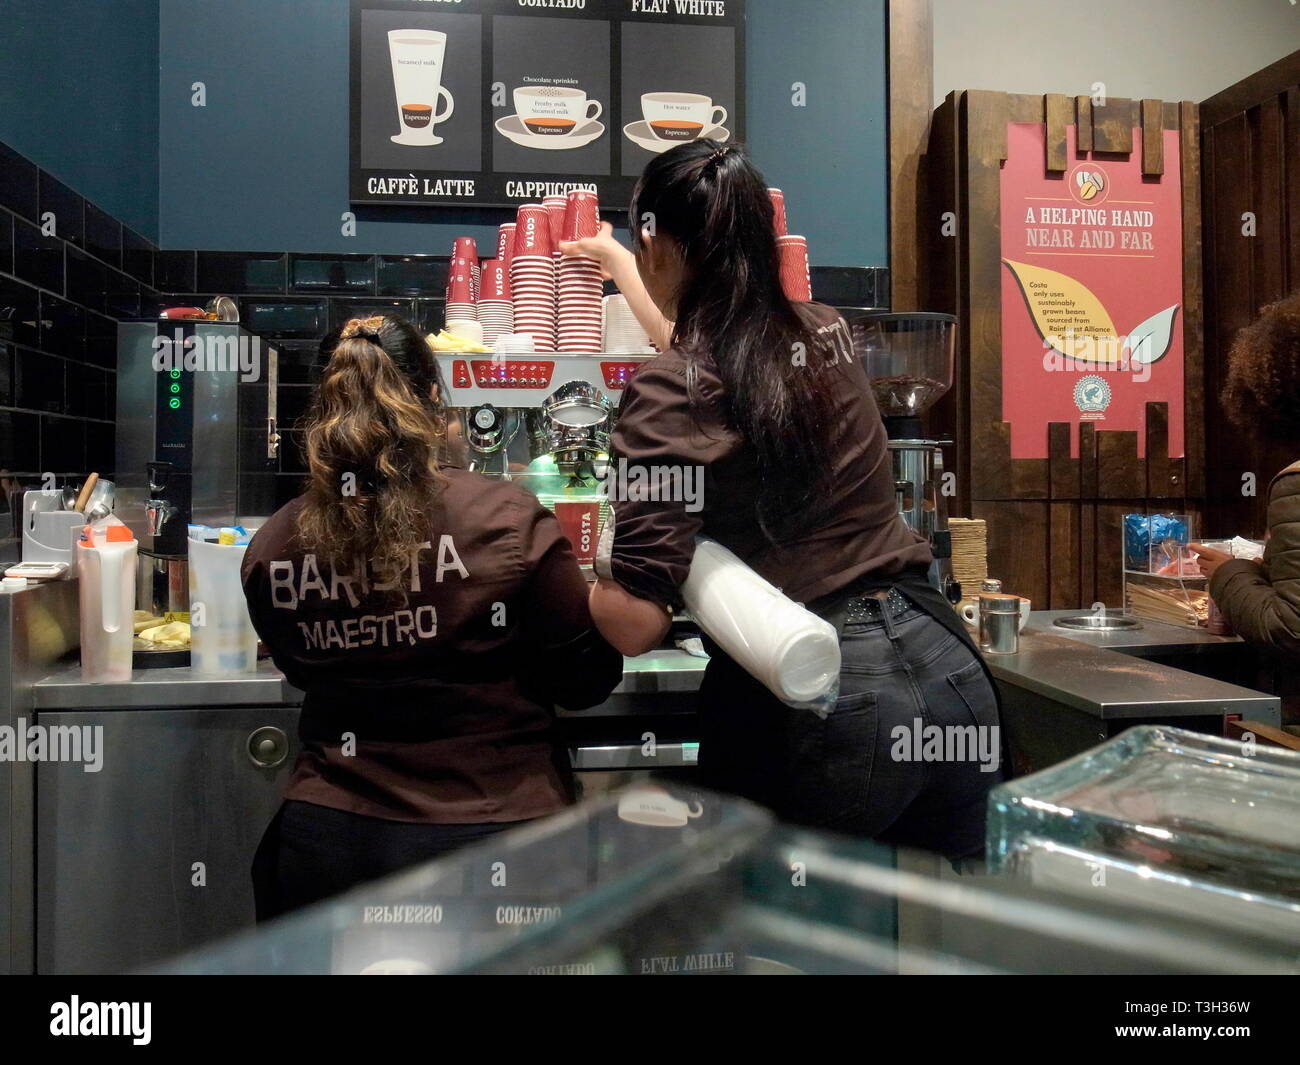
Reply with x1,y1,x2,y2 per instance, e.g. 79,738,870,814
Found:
628,140,837,542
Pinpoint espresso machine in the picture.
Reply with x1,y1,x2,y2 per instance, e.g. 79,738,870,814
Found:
436,353,658,571
852,312,961,603
115,320,278,615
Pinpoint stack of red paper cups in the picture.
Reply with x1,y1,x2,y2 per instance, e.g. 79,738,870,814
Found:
478,259,514,349
449,237,479,308
557,189,603,353
543,196,568,250
777,234,812,302
511,204,557,352
445,252,477,322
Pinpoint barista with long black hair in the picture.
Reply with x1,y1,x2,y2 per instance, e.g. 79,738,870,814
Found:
563,142,1002,858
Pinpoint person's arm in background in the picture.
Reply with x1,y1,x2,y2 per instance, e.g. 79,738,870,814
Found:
590,364,732,657
559,222,673,352
1194,470,1300,653
517,503,624,710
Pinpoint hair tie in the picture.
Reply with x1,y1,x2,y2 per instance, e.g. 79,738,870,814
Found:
341,315,386,340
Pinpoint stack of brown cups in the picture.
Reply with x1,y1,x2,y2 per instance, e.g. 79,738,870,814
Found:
768,188,788,237
445,251,477,322
557,190,603,353
478,260,514,349
510,204,557,352
496,223,516,265
450,237,480,306
777,234,812,302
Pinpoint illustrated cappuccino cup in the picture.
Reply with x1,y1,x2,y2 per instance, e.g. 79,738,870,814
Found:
514,86,602,137
641,92,727,141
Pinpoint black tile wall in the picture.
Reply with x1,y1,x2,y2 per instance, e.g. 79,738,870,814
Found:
328,297,416,331
290,254,375,294
38,172,84,247
377,255,447,297
154,250,196,292
82,201,122,270
0,142,38,223
197,251,286,293
122,227,155,288
13,216,64,293
0,140,141,492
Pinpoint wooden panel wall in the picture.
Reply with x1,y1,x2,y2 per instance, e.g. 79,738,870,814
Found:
920,91,1202,609
1201,49,1300,538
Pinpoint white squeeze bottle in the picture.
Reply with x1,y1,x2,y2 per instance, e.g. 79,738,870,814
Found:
77,523,137,682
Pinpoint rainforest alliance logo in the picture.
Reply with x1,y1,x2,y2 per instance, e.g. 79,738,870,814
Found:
1074,374,1112,419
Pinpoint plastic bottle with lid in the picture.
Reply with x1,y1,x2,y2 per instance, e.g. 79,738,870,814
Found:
78,523,137,682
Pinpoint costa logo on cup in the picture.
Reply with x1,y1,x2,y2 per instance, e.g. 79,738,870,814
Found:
497,223,516,263
515,204,553,256
480,259,510,301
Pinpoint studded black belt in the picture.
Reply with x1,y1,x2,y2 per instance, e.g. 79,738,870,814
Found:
843,587,913,623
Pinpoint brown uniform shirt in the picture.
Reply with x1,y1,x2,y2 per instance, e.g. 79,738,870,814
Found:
241,467,623,824
606,302,931,609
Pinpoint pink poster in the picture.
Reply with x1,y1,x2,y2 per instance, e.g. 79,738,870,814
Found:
999,122,1184,459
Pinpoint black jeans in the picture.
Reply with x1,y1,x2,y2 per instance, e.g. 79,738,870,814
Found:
698,603,1004,859
252,800,523,921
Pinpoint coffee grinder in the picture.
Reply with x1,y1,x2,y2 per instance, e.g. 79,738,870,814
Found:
852,312,961,603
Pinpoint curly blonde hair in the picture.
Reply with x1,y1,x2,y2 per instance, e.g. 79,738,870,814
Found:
1222,290,1300,437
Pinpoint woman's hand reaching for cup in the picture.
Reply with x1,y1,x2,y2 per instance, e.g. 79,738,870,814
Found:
1188,543,1253,581
558,221,633,282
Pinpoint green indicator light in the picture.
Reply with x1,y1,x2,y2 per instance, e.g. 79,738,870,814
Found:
169,369,181,379
168,397,181,409
169,382,180,394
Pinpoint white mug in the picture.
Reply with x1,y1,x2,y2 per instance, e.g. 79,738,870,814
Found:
617,787,704,828
514,86,602,137
641,92,727,142
388,30,455,145
961,596,1031,633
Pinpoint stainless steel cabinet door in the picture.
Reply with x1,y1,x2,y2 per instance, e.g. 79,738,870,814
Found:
36,707,299,974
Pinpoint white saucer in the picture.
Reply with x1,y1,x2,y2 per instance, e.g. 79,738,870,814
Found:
622,121,730,154
495,115,606,150
391,131,445,146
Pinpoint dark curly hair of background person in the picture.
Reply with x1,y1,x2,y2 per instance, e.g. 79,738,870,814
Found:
1222,290,1300,438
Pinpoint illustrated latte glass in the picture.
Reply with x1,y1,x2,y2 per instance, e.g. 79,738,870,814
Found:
388,30,455,146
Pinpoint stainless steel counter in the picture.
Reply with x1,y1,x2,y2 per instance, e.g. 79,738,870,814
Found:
1023,609,1245,657
30,648,709,710
985,626,1278,720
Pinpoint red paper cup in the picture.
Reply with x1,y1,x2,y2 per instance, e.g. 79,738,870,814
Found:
480,259,510,302
515,204,553,257
497,223,516,264
768,189,787,237
553,499,601,562
543,196,568,247
777,237,811,302
446,261,475,304
562,189,600,242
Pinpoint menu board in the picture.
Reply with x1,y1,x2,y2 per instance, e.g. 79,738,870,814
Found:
350,0,746,208
999,121,1185,459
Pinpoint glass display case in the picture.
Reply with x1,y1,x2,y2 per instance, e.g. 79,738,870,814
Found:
155,782,1298,975
988,725,1300,944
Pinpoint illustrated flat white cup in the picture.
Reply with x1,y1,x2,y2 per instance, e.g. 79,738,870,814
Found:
960,597,1031,632
513,86,602,137
617,787,704,827
641,92,727,142
388,30,455,145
